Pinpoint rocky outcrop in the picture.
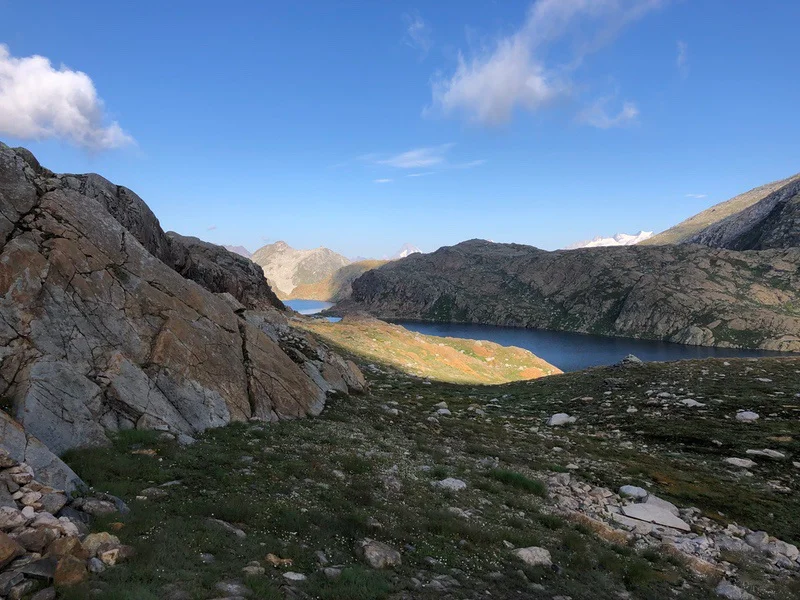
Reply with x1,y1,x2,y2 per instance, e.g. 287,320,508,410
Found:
644,173,800,249
167,233,284,311
0,412,81,492
341,239,800,351
11,147,283,312
0,143,364,458
252,241,350,297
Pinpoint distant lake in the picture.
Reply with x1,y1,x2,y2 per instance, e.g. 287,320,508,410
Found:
284,299,341,322
394,321,791,372
285,300,792,372
284,299,334,315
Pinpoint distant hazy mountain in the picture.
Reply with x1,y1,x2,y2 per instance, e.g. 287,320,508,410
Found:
223,245,252,258
566,231,653,249
251,241,350,297
288,260,388,302
643,173,800,249
393,243,422,258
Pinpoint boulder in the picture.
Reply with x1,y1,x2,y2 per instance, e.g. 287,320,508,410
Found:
619,485,648,499
724,457,757,469
715,580,757,600
356,539,402,569
0,531,24,568
547,413,576,426
621,503,691,532
513,546,552,567
431,478,467,492
735,411,759,423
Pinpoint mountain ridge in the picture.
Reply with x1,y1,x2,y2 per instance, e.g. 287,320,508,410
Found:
339,239,800,351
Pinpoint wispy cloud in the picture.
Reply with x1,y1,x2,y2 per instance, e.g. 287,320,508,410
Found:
453,159,487,169
0,44,134,150
404,12,432,57
406,172,435,178
207,225,218,231
676,40,688,76
376,143,454,168
685,193,707,199
577,97,639,129
428,0,667,125
374,178,393,184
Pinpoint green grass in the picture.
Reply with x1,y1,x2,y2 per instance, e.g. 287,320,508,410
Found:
487,468,547,496
58,355,800,599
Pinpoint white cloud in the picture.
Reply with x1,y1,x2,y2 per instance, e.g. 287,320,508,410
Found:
376,143,454,168
429,0,666,125
207,225,218,231
0,45,133,150
404,12,432,56
577,97,639,128
685,193,707,199
374,178,393,184
406,171,435,178
676,40,688,75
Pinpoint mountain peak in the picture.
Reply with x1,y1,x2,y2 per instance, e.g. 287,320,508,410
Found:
566,231,654,249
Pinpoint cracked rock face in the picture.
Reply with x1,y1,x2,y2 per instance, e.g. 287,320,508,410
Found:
0,143,364,455
342,239,800,351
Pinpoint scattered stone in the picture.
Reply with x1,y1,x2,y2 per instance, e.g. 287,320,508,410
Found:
724,458,757,469
30,588,57,600
0,531,24,569
54,554,88,587
323,567,342,579
620,354,643,365
547,413,576,426
215,581,252,597
82,532,120,556
513,546,552,567
619,485,648,499
745,449,785,459
735,411,759,423
644,495,680,517
715,580,757,600
356,539,402,569
207,518,246,539
621,504,691,532
282,572,306,581
431,478,467,492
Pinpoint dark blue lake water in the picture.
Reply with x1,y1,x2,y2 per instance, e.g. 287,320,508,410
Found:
285,300,790,372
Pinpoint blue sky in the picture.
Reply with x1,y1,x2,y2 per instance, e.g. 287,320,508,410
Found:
1,0,798,257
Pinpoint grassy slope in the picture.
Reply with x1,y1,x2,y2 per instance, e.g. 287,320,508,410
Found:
643,173,800,245
288,260,387,302
294,316,561,384
63,355,800,600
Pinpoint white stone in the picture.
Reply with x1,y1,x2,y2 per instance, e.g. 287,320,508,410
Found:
547,413,576,426
735,411,759,422
619,485,648,499
644,495,680,516
621,503,691,532
514,546,552,567
436,408,452,416
283,572,307,581
745,449,785,459
680,399,705,407
432,478,467,492
724,457,757,469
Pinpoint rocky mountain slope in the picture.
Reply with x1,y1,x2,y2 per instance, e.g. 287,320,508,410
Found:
339,239,800,351
296,314,560,384
251,241,350,297
644,173,800,249
288,260,388,302
0,143,364,460
567,231,653,249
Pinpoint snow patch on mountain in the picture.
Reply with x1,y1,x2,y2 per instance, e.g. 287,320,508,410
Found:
566,231,654,249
